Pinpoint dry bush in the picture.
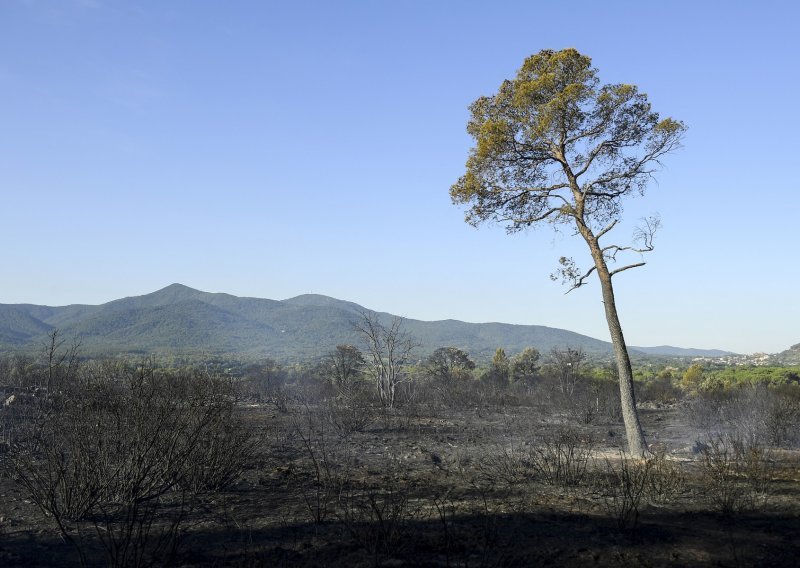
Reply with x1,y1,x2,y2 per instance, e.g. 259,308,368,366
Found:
0,354,37,389
763,386,800,447
594,450,685,531
688,385,800,448
5,359,255,566
437,378,476,410
323,385,377,438
338,480,422,563
686,389,727,432
289,407,353,524
699,434,773,517
537,377,621,426
595,451,652,531
644,450,686,505
178,406,259,492
477,442,536,487
597,380,623,422
240,360,290,412
721,386,777,448
530,427,594,486
392,381,425,431
92,495,187,568
431,489,461,566
429,486,505,568
565,384,601,425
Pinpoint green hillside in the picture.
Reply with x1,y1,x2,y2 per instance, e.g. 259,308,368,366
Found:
0,306,54,344
0,284,730,362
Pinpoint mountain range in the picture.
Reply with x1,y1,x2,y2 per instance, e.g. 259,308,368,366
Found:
0,284,734,362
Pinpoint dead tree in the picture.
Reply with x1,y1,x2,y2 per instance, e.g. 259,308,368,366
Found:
354,311,416,409
548,346,586,397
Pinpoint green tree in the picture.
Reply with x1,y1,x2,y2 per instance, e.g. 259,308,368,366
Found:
656,368,676,380
492,348,509,372
424,346,476,383
450,49,685,456
511,347,541,384
485,347,510,390
682,363,705,393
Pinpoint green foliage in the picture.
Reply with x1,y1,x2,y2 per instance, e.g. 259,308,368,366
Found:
682,363,705,392
701,366,800,389
449,47,684,456
637,373,682,404
491,348,509,372
0,285,618,363
423,346,476,383
510,346,540,384
482,348,510,390
450,48,686,234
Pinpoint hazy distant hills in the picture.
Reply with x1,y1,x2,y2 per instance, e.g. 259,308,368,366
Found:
632,345,733,358
0,284,734,362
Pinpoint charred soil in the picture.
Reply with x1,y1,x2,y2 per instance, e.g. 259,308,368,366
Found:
2,392,799,567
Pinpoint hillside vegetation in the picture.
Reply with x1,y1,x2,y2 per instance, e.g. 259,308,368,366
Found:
0,284,733,362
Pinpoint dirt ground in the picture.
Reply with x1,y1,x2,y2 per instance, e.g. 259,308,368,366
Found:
2,400,799,567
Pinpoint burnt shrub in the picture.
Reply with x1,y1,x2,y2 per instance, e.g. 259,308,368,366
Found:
530,426,595,487
240,359,290,412
595,451,652,531
687,384,800,448
698,434,774,517
323,382,378,438
5,359,256,566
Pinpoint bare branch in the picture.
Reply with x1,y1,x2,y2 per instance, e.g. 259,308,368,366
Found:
609,262,646,277
596,219,618,240
633,214,661,250
600,214,660,264
353,310,417,408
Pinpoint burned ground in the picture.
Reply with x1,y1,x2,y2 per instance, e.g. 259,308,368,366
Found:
1,377,799,567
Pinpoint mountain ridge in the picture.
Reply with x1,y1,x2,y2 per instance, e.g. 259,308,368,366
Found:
0,284,736,362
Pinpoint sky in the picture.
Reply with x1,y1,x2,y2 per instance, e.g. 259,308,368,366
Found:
1,0,798,355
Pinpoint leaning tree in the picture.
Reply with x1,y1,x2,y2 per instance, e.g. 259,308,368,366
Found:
450,48,685,456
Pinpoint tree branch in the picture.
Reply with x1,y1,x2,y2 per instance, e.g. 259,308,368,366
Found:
497,206,564,225
609,262,646,277
566,266,597,293
596,219,618,240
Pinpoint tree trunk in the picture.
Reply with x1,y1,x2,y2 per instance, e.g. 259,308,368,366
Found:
595,264,649,457
578,228,649,457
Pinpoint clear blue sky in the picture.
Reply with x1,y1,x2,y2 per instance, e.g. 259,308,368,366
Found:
2,0,798,354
